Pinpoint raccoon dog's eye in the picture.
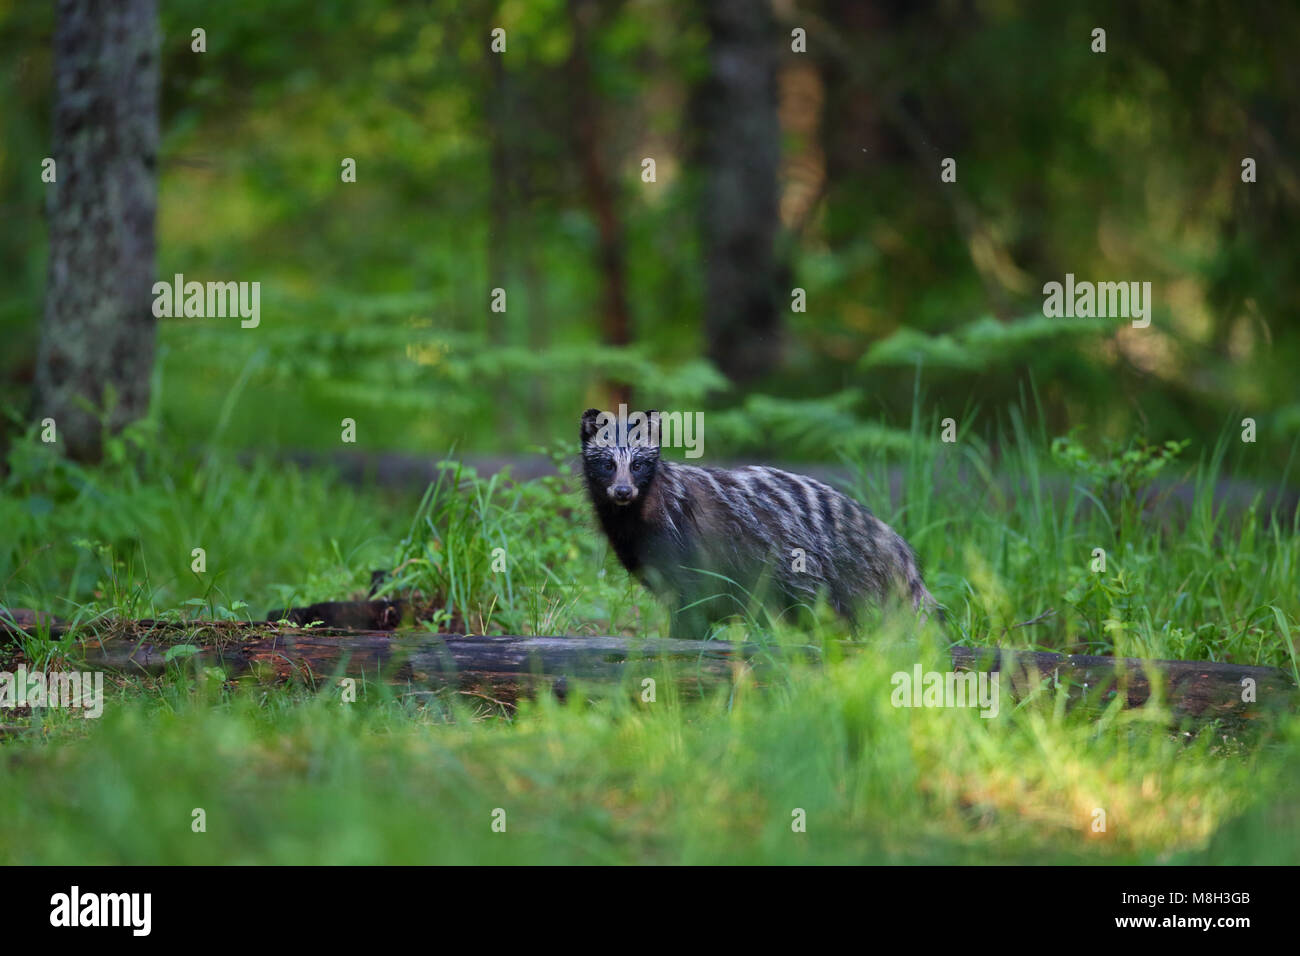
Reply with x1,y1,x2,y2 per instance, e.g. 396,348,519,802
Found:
600,459,615,473
631,459,647,473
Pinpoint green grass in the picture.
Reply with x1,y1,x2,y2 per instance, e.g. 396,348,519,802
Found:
1,406,1298,864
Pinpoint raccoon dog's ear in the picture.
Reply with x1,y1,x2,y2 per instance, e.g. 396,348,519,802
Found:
644,410,662,449
580,408,604,444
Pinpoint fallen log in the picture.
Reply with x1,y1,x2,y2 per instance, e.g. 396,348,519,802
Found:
63,631,1300,719
73,630,772,703
949,646,1296,721
264,599,408,630
2,608,1294,718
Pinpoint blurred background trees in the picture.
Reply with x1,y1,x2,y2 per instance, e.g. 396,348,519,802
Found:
1,0,1296,470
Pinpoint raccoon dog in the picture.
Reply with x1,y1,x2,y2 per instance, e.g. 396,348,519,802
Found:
580,408,939,638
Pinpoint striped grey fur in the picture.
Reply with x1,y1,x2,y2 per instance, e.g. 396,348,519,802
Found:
580,409,939,637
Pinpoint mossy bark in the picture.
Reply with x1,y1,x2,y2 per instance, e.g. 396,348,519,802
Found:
31,0,159,461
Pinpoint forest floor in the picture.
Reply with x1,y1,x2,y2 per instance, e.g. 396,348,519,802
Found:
0,420,1297,864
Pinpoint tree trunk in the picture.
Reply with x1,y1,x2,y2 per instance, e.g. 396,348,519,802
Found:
487,45,512,350
699,0,783,383
567,0,632,409
31,0,159,462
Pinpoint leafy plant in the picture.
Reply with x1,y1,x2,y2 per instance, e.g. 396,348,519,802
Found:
1051,432,1190,514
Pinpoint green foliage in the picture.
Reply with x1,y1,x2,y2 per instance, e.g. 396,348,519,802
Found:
1,0,1299,866
159,292,728,453
380,450,656,636
1,407,1298,863
5,2,1297,464
708,392,917,458
0,419,395,621
3,401,1294,670
0,637,1295,864
1051,432,1191,513
862,314,1125,372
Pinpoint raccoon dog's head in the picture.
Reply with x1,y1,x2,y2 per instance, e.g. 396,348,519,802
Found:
580,408,661,506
